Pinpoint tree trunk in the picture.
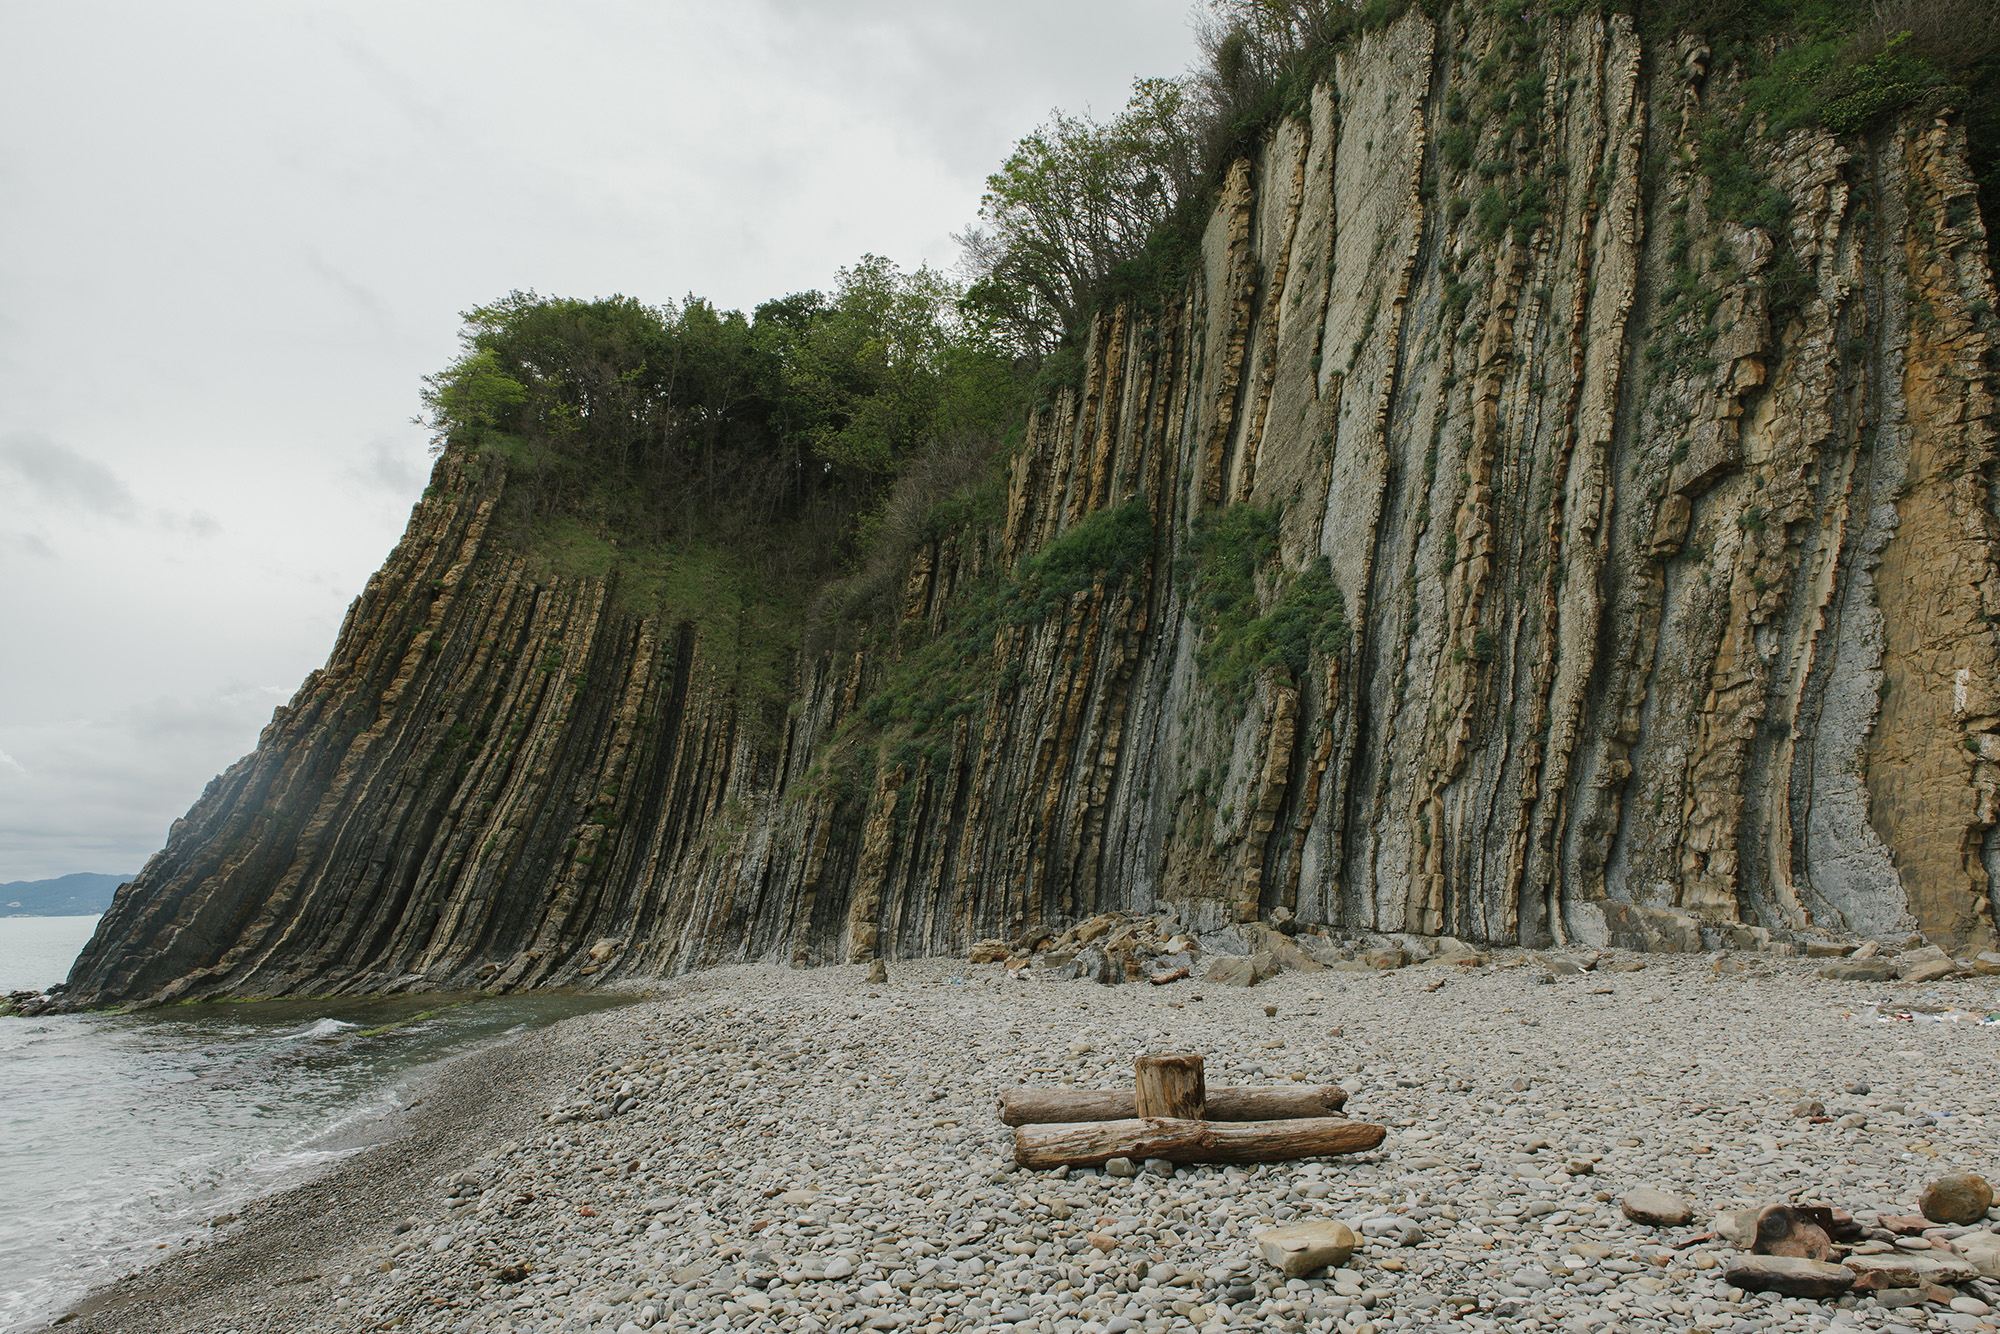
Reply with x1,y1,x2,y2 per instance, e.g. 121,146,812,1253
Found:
1134,1053,1205,1119
1012,1116,1385,1170
997,1084,1346,1127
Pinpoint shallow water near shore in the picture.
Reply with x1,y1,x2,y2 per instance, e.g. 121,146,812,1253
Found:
0,978,633,1332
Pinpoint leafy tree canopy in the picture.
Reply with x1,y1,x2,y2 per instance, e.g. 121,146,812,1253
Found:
422,258,1024,540
773,255,1017,475
956,78,1205,354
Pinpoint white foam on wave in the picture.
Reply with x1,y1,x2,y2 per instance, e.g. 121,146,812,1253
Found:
3,994,603,1332
289,1085,406,1155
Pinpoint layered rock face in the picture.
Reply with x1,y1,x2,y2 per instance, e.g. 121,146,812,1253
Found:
67,9,2000,1006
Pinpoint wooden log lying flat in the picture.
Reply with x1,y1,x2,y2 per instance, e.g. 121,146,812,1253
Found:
1013,1116,1386,1170
999,1084,1347,1127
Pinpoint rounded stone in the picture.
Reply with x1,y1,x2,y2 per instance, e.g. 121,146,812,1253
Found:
1621,1187,1694,1228
1920,1173,1994,1225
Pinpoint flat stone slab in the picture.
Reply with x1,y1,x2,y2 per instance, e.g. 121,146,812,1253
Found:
1845,1252,1979,1287
1255,1220,1357,1278
1726,1255,1856,1298
1818,959,1899,981
1955,1237,2000,1280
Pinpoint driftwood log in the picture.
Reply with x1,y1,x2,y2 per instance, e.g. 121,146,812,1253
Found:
998,1083,1347,1127
1013,1116,1386,1169
1134,1053,1205,1119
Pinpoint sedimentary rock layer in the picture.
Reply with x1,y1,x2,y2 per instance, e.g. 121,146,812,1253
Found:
65,9,2000,1006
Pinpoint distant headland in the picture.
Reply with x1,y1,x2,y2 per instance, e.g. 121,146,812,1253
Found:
2,872,133,916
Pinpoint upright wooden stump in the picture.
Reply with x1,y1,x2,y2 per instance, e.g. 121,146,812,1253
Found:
1134,1052,1205,1120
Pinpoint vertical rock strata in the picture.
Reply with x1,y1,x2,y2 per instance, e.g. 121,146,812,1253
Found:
66,11,2000,1006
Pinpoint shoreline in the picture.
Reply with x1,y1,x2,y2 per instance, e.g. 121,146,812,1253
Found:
46,996,640,1333
45,953,2000,1334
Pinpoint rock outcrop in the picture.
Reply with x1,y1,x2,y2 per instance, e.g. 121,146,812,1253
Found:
65,9,2000,1007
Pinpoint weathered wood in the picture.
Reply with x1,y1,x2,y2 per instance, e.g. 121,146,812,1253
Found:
1134,1053,1205,1119
998,1084,1346,1127
1013,1116,1385,1169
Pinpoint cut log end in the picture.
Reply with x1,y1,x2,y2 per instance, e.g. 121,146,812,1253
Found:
1012,1116,1386,1170
1134,1052,1205,1120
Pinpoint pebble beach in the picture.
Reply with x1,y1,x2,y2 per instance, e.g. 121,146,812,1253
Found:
55,948,2000,1334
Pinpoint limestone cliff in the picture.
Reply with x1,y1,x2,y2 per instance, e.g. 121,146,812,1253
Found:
65,9,2000,1006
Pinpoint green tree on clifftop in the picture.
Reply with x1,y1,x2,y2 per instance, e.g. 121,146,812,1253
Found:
768,256,1016,475
422,257,1024,544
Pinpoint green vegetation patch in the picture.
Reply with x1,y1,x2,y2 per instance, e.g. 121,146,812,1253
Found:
1007,496,1156,622
1665,0,1997,243
1178,503,1349,714
522,520,805,716
421,258,1034,728
355,1000,475,1039
823,497,1158,788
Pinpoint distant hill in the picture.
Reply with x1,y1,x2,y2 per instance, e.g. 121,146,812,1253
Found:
0,873,133,916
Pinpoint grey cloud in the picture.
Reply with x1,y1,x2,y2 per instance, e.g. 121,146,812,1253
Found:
348,438,426,495
315,20,454,136
0,438,221,541
115,683,289,746
157,510,223,539
0,530,56,559
760,0,1201,179
0,432,138,520
0,0,1205,882
305,250,394,332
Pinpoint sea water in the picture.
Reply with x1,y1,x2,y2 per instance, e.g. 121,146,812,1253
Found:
0,920,630,1331
0,915,104,993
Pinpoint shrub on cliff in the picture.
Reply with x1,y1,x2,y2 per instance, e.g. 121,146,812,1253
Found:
1008,496,1157,622
772,256,1018,476
1178,504,1349,716
810,495,1160,794
1724,0,1999,142
423,257,1021,536
1622,0,1996,233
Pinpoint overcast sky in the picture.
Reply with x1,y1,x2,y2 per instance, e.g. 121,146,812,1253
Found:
0,0,1201,884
